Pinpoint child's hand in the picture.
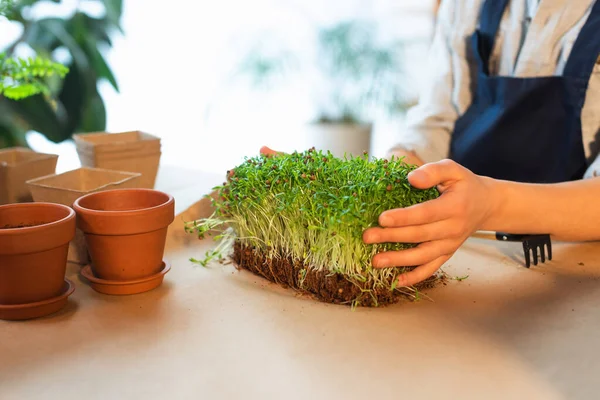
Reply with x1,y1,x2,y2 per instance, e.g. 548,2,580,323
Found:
363,159,497,286
386,147,424,166
259,146,283,156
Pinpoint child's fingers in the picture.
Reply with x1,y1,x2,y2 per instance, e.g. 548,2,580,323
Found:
371,239,459,268
407,159,466,189
395,254,451,287
378,197,453,227
363,220,455,244
260,146,284,156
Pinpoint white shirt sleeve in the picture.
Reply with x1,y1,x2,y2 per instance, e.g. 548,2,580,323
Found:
389,0,483,163
584,154,600,179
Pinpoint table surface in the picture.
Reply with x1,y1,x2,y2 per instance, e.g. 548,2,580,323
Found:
2,165,600,400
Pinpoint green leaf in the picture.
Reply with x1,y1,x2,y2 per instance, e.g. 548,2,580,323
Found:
2,84,45,99
79,90,106,132
25,18,65,52
101,0,123,33
4,94,68,143
57,62,85,134
0,0,14,16
73,14,113,46
28,18,90,69
0,103,27,148
82,35,119,91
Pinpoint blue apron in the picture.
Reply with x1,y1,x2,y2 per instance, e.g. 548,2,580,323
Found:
449,0,600,183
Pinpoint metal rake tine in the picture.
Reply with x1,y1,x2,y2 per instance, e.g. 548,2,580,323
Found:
546,237,553,261
538,235,552,263
521,235,552,268
531,244,539,266
523,241,531,268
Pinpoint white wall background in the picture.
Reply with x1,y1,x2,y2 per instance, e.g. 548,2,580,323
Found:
2,0,437,174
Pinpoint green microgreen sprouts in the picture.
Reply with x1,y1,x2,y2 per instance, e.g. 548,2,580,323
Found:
186,148,440,304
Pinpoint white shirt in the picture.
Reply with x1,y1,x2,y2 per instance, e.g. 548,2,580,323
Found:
392,0,600,179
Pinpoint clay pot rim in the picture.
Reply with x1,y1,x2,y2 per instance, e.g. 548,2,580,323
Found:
0,202,75,235
73,188,174,217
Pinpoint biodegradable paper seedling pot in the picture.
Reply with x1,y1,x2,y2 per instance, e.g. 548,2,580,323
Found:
73,131,161,188
73,130,161,155
73,188,175,283
26,168,143,265
78,151,161,189
0,147,58,204
0,202,76,320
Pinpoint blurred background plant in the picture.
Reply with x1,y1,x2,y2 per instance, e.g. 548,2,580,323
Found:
228,18,415,157
0,0,122,149
234,19,414,125
313,20,412,124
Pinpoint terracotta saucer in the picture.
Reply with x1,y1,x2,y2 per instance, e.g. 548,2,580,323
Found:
0,279,75,321
81,260,171,295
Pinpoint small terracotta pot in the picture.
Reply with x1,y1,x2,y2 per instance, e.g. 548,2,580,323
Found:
0,203,76,305
26,167,142,265
73,189,175,281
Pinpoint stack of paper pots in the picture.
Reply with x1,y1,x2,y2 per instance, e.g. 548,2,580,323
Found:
73,131,161,189
0,147,58,204
26,168,142,265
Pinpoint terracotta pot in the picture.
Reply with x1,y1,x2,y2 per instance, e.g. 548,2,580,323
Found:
26,167,142,265
73,189,175,281
0,203,76,305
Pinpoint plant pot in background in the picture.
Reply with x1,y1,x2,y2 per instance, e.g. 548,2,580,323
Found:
303,123,372,159
73,188,174,295
73,131,161,189
0,202,76,320
0,147,58,205
27,168,143,265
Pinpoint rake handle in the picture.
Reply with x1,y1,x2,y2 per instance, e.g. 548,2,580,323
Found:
471,231,526,241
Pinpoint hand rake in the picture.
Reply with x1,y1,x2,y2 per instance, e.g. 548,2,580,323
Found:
472,232,552,268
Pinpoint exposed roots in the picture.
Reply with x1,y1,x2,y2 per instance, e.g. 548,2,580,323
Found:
232,242,444,307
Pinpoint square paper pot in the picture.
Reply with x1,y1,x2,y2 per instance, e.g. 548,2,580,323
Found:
73,131,161,189
76,151,161,189
0,147,58,204
73,130,161,156
26,168,142,265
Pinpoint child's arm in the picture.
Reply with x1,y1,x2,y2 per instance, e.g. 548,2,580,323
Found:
485,174,600,241
363,159,600,286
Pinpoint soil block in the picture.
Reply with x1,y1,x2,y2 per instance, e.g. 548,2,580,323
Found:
233,242,442,307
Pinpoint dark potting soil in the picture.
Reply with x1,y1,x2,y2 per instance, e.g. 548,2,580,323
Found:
232,242,442,307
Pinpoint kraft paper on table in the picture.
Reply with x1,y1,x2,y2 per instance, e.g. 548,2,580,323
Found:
2,186,600,399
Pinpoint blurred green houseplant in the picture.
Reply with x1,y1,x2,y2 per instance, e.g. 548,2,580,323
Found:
236,20,412,125
313,21,410,124
233,20,413,158
0,0,122,148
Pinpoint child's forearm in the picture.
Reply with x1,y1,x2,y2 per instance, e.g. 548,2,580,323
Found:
483,177,600,241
